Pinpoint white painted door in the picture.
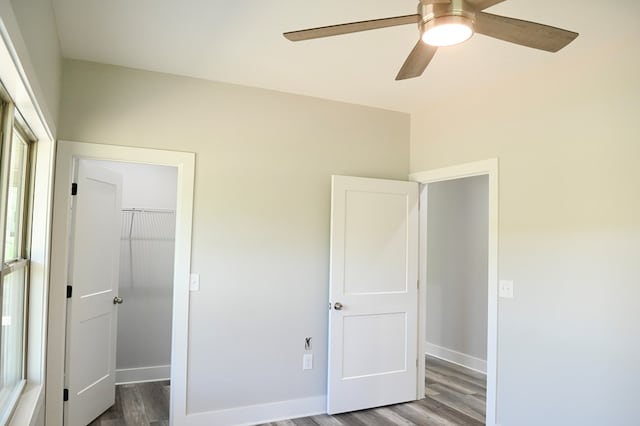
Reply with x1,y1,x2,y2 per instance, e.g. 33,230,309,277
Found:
327,175,419,414
64,160,123,426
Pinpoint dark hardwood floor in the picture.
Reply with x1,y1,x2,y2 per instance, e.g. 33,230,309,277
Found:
89,356,485,425
89,380,170,426
260,356,486,426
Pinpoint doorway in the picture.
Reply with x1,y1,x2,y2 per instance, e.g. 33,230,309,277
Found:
86,160,177,387
325,161,498,424
424,175,489,423
46,141,195,426
413,159,498,425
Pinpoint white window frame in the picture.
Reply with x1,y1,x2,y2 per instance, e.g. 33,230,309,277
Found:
0,6,57,426
0,98,35,424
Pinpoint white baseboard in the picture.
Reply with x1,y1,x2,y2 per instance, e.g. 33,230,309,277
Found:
185,395,326,426
425,342,487,374
115,365,171,384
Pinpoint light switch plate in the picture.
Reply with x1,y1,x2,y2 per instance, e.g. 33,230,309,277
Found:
190,273,200,291
499,280,514,298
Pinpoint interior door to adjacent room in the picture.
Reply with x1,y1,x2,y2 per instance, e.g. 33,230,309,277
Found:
64,160,123,426
327,175,419,414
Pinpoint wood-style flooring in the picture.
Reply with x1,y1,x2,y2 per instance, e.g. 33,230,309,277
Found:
260,356,486,426
89,380,170,426
89,356,485,425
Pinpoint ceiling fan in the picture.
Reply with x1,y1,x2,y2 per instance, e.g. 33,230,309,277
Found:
283,0,579,81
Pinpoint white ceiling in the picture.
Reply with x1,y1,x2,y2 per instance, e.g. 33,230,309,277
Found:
51,0,633,113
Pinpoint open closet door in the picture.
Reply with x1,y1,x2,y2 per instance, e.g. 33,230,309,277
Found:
327,175,419,414
64,160,123,426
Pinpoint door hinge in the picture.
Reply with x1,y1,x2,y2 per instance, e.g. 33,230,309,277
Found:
71,182,78,196
63,388,69,402
66,285,72,298
416,358,419,368
417,280,419,289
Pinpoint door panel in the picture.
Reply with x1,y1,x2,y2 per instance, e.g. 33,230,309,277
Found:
344,191,409,294
328,175,419,415
65,160,122,426
342,312,408,378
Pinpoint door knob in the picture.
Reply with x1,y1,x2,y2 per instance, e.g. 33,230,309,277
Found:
333,302,343,311
113,296,124,305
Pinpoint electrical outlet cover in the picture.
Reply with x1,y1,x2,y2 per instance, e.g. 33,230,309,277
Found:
303,354,313,370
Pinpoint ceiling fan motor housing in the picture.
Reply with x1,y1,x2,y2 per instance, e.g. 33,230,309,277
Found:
419,0,476,38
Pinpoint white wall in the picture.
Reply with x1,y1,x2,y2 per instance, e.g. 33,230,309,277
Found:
58,59,410,417
89,161,178,210
86,161,177,383
410,19,640,426
426,176,488,364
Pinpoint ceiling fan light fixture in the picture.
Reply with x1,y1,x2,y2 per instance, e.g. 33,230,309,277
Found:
285,0,579,81
421,15,474,47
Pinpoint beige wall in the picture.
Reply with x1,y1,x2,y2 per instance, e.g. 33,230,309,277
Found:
411,29,640,425
59,59,409,414
7,0,61,134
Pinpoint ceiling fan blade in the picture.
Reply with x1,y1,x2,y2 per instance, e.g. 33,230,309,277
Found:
465,0,507,11
475,12,579,52
396,41,438,81
284,14,419,41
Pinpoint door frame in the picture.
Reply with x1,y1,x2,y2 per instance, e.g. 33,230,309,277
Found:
46,140,195,425
410,159,499,426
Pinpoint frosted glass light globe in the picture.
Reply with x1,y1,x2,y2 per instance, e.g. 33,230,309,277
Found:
421,16,474,47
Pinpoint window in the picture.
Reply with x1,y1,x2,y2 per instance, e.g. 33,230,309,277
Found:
0,98,33,422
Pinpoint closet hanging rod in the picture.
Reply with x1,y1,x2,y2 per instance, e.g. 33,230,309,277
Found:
121,208,175,214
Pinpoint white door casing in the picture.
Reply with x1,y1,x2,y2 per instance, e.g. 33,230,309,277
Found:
64,160,123,426
48,141,195,426
411,159,499,425
327,175,419,415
